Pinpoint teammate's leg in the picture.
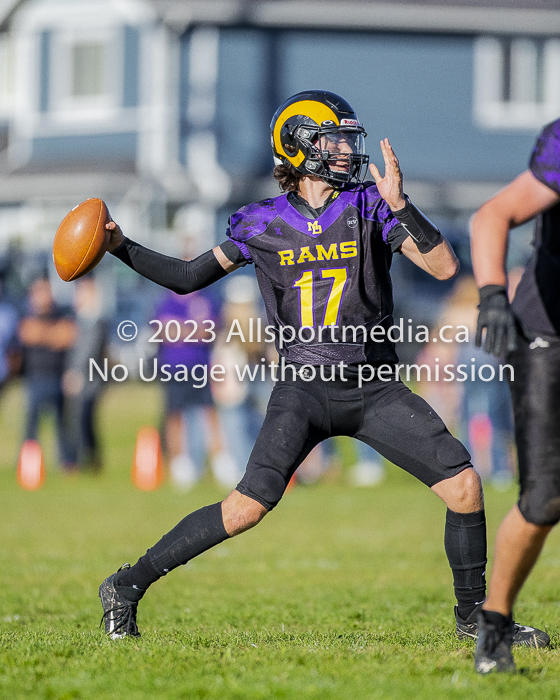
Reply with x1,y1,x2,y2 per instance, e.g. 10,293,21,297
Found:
483,334,560,616
24,378,44,441
483,505,551,616
475,334,560,671
474,509,550,671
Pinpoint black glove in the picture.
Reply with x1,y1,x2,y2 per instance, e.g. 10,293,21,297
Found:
475,285,517,357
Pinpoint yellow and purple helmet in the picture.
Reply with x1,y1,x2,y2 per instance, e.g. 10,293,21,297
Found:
270,90,368,187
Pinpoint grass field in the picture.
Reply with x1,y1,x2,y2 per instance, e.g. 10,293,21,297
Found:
1,381,560,700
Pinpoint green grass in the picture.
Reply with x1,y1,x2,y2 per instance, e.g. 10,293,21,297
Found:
1,381,560,699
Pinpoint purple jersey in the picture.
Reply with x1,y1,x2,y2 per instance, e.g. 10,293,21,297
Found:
512,119,560,337
155,290,216,368
227,182,405,365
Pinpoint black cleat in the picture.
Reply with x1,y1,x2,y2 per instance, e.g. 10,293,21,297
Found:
474,609,516,674
99,563,144,639
455,603,550,648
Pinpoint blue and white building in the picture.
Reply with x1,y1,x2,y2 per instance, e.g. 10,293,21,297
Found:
0,0,557,256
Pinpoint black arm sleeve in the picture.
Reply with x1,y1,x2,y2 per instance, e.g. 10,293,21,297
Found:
390,197,443,254
110,238,229,295
219,239,248,266
385,223,410,253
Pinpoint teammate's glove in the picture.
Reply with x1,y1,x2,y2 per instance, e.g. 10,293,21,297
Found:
475,285,517,357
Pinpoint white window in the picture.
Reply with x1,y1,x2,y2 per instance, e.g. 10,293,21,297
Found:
50,29,120,122
71,41,106,98
474,36,560,129
0,33,14,116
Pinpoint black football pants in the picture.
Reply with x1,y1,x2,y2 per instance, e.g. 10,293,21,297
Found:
237,368,472,510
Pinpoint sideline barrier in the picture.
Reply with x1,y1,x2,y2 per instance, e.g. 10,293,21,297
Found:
132,426,164,491
17,440,45,490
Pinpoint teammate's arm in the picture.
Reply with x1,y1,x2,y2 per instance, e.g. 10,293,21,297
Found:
470,169,560,356
471,170,560,288
105,221,241,294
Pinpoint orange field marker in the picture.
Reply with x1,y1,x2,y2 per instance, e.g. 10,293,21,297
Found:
285,472,297,492
132,426,164,491
17,440,45,490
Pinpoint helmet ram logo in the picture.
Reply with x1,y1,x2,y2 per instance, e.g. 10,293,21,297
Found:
272,100,340,167
270,90,369,188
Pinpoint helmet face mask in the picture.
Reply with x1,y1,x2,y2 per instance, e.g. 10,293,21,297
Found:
271,91,369,188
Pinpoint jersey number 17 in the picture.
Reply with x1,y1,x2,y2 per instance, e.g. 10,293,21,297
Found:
293,268,348,327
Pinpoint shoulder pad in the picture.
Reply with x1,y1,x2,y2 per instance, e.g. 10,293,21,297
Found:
529,119,560,194
229,197,280,242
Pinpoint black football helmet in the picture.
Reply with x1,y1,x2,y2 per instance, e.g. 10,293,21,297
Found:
270,90,368,187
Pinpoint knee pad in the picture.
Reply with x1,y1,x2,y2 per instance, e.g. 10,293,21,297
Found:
519,479,560,526
248,464,287,507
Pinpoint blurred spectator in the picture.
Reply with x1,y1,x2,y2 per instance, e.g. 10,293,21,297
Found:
350,440,386,486
317,438,385,487
211,275,270,473
418,276,515,486
155,286,237,489
18,277,77,471
0,242,28,314
455,278,515,487
0,278,18,395
457,351,515,487
63,276,108,472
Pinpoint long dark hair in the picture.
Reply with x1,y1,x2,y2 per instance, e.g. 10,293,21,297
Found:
273,163,303,192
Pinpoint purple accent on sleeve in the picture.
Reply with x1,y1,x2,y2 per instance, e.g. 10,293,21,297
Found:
381,217,400,243
227,197,281,262
227,235,254,264
354,182,400,243
529,119,560,194
228,199,278,241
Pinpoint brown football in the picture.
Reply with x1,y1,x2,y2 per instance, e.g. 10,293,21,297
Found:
53,198,110,281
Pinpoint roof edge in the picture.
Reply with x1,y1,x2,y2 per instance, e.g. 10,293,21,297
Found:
160,0,560,35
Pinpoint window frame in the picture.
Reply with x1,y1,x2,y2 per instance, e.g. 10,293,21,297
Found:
49,27,121,122
473,35,560,130
0,32,14,117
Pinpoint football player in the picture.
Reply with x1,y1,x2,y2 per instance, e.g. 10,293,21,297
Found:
471,119,560,673
99,91,547,647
